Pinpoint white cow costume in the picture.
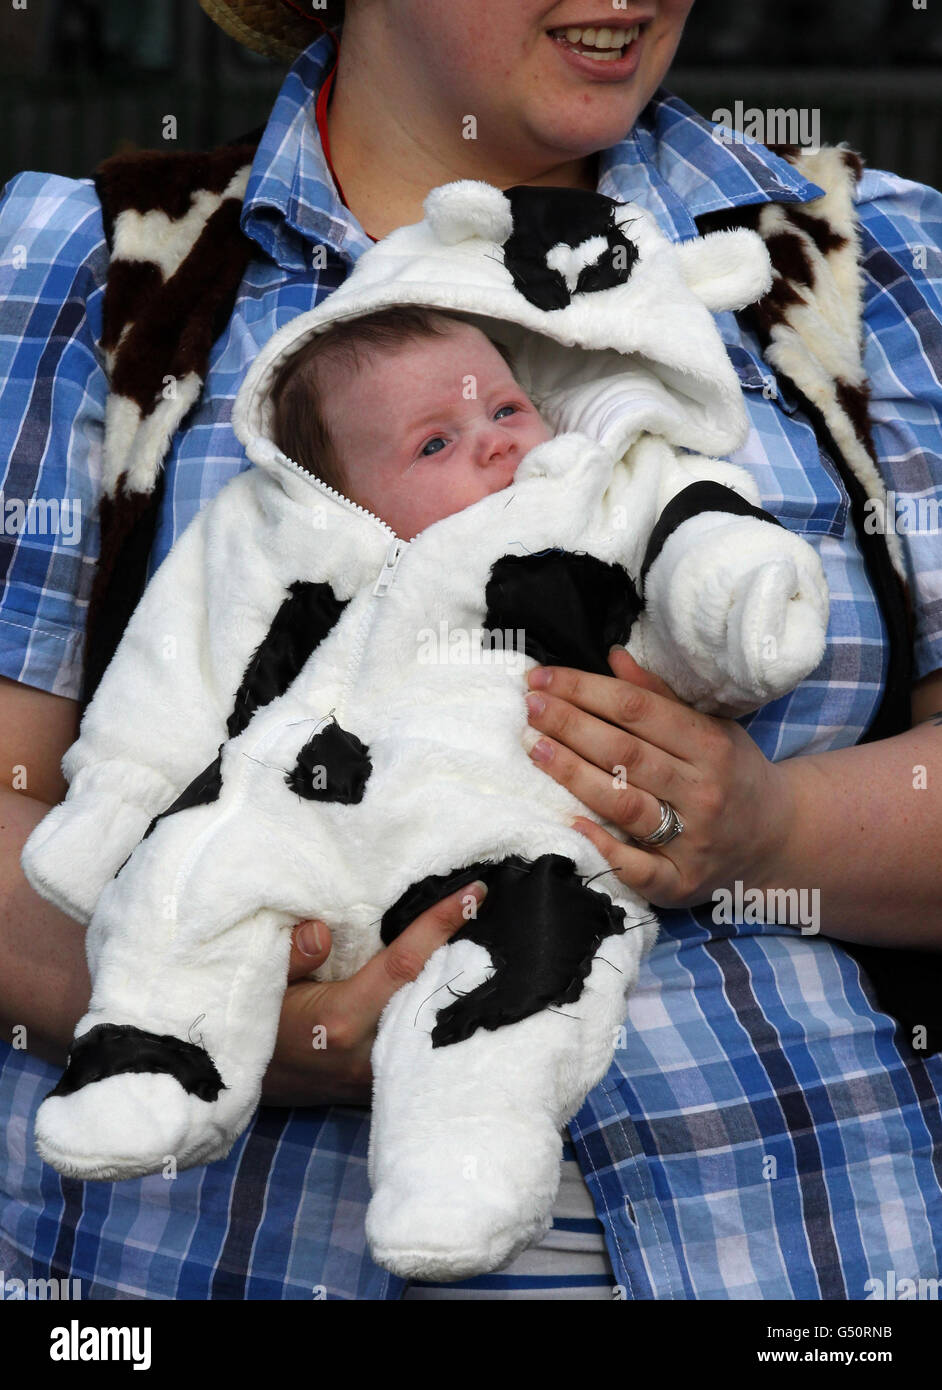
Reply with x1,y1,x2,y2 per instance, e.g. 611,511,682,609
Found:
22,180,830,1281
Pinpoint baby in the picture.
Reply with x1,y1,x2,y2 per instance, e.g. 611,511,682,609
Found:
267,303,554,537
23,177,830,1283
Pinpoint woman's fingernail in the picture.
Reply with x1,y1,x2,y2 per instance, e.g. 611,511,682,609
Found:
529,737,554,763
295,921,323,956
609,643,627,654
525,692,545,717
529,667,552,689
520,725,542,753
467,879,488,902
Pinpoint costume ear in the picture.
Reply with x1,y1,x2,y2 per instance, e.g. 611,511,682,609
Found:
675,228,773,312
423,180,515,246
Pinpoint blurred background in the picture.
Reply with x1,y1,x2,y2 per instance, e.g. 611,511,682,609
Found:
0,0,939,193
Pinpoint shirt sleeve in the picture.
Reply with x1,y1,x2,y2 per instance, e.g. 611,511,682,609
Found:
856,166,942,683
0,171,110,699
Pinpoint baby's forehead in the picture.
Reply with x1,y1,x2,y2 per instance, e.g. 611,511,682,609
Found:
429,317,523,378
373,319,519,378
419,316,505,355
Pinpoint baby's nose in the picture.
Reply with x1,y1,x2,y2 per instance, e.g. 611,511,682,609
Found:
477,422,516,464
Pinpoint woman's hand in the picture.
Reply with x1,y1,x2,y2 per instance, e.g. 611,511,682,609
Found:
524,646,796,910
261,879,488,1107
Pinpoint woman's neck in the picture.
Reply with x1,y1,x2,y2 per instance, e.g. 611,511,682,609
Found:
324,39,600,240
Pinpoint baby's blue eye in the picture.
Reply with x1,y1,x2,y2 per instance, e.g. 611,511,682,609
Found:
419,437,447,457
418,406,521,458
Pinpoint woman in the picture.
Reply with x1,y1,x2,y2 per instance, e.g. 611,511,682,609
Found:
0,0,940,1300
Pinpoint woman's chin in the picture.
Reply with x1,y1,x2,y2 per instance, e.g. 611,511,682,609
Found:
523,105,649,169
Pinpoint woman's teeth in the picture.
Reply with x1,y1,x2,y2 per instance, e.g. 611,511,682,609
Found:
550,24,641,60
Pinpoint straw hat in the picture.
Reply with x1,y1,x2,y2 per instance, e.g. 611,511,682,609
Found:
199,0,343,61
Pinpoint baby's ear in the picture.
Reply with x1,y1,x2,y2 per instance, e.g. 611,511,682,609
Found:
675,228,773,312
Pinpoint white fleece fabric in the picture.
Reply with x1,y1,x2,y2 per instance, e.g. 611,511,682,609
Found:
22,181,829,1282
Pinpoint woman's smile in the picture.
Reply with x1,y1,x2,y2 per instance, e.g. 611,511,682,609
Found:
546,17,651,80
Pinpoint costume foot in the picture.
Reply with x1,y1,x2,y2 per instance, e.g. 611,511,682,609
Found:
35,1072,232,1180
34,1024,258,1180
366,1184,552,1282
366,1122,560,1281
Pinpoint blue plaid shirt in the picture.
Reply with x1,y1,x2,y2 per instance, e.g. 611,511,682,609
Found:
2,33,941,1300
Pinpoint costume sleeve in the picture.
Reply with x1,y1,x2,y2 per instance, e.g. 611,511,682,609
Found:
20,491,235,926
0,172,109,697
609,436,830,715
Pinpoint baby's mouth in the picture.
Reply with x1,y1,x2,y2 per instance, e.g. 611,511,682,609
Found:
547,21,644,62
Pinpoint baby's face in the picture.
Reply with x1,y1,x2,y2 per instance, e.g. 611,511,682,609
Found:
319,321,553,540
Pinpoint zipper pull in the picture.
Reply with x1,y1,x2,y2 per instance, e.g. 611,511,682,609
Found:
372,538,407,596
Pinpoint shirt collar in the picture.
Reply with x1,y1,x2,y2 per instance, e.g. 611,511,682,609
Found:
598,88,826,239
242,34,374,272
243,33,827,269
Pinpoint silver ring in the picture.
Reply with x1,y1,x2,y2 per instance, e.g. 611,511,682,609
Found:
634,799,684,847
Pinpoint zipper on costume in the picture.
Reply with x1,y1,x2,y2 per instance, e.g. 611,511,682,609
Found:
336,538,409,720
276,451,427,577
278,449,399,537
372,538,407,596
276,450,415,718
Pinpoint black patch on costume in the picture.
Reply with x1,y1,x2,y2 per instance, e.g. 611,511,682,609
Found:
47,1022,225,1103
286,719,372,803
380,853,631,1048
483,550,640,676
129,744,226,862
640,481,784,592
501,185,638,311
118,581,348,872
227,580,349,738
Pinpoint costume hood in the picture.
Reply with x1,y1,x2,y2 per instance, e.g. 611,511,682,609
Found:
234,180,772,497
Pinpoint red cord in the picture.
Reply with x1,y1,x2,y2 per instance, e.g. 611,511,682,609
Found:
307,22,378,240
278,0,331,36
314,44,342,197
